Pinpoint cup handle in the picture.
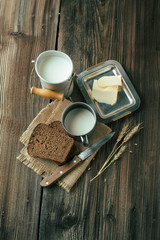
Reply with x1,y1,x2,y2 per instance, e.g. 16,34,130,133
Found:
30,87,64,101
80,135,89,147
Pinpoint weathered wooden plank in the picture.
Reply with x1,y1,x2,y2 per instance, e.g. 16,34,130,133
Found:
38,0,160,240
0,0,60,239
0,0,160,239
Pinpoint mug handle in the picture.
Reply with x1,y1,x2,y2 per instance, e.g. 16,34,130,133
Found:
80,135,89,147
30,87,64,101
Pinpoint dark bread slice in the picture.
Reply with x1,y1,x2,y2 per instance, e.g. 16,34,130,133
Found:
27,123,75,164
49,121,79,160
48,121,67,135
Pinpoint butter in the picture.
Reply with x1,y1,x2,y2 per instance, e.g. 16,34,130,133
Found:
91,75,122,105
92,80,119,105
97,75,122,88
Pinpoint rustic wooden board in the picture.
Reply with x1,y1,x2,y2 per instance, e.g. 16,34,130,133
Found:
0,0,160,240
38,0,160,240
0,0,60,239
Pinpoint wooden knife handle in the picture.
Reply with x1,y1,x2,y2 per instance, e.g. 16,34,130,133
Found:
31,86,64,101
40,156,82,187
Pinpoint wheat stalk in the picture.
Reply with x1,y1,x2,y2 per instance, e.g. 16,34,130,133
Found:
117,121,130,142
90,122,143,182
98,121,130,174
122,123,143,144
99,145,127,174
90,145,127,182
113,145,127,161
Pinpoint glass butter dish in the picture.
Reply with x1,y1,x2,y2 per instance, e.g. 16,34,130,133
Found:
77,60,141,123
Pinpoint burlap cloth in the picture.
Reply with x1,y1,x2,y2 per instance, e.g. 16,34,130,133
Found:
17,99,111,192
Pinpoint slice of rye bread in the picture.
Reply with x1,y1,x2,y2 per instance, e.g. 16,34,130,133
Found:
49,121,79,160
48,121,68,135
27,123,75,165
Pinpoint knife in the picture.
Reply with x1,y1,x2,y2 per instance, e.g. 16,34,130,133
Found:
40,132,115,187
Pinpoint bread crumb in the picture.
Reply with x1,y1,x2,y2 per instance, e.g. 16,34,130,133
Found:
134,143,138,146
104,178,107,182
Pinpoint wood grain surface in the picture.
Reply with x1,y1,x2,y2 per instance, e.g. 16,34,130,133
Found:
0,0,160,240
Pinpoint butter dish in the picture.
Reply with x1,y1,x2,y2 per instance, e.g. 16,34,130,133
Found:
77,60,141,123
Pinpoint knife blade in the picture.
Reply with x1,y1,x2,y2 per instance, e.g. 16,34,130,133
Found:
40,132,115,187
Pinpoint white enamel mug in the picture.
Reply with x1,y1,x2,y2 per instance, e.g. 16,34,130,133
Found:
34,50,74,98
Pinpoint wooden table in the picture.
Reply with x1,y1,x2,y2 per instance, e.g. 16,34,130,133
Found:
0,0,160,239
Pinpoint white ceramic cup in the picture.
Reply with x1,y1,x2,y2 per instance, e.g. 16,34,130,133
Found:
35,50,74,97
62,102,97,146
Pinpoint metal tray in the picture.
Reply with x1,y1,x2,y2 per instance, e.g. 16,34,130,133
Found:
77,60,140,123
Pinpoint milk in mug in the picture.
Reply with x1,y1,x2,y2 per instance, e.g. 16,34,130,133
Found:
64,108,96,136
38,56,72,83
35,50,74,97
